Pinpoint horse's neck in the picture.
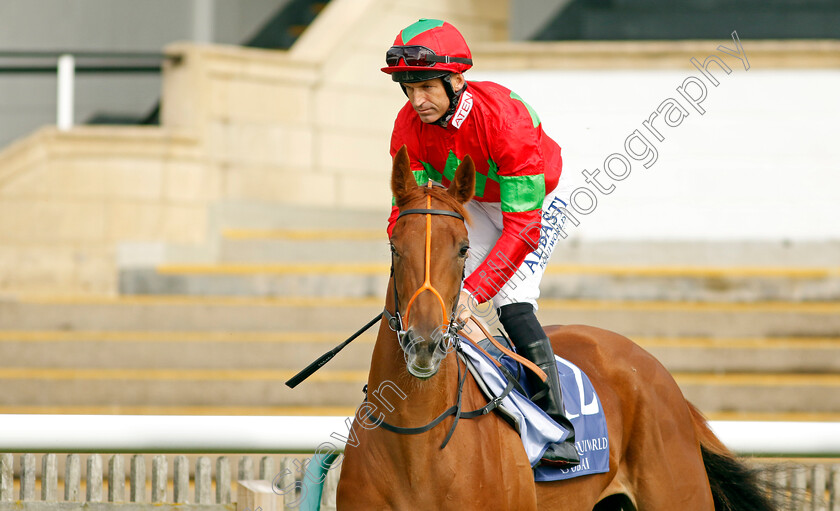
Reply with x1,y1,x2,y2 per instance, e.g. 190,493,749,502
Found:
366,322,465,481
366,284,464,451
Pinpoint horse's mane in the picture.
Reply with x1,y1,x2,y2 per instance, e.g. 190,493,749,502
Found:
395,185,470,225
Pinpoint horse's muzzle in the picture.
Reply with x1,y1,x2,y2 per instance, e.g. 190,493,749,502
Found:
400,327,452,380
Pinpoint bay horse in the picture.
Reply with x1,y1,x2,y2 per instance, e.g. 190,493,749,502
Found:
335,146,775,510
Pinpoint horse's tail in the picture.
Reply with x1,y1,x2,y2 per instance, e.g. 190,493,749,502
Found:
688,403,779,511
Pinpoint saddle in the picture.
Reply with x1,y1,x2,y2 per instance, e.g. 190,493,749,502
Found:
459,334,610,481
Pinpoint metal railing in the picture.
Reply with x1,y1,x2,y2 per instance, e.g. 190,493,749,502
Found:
0,51,179,130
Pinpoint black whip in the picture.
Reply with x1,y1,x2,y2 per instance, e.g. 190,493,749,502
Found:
285,312,383,388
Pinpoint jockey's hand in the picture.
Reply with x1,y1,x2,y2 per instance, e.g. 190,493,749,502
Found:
455,291,493,340
455,290,477,327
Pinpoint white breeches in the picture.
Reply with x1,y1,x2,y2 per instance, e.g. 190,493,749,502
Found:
464,171,575,311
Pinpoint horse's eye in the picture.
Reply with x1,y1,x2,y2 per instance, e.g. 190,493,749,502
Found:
459,245,470,258
390,243,399,257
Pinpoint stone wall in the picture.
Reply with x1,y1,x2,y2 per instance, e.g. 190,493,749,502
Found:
0,127,204,293
0,0,836,295
0,0,508,295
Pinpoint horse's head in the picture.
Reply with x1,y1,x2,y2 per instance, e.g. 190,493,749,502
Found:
389,145,475,379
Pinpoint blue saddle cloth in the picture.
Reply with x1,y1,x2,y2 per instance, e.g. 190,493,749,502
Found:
459,335,610,482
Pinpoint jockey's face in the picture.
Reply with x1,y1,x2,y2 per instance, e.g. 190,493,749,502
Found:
403,74,465,124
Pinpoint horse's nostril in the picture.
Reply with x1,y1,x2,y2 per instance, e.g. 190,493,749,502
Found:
404,329,415,342
402,330,426,353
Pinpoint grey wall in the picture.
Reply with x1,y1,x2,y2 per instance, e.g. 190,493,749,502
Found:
509,0,571,40
0,0,287,149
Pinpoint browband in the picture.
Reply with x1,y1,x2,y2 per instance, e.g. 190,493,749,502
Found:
398,208,464,220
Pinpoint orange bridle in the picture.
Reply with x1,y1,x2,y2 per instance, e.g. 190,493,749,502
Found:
403,193,451,327
390,186,465,346
388,185,546,382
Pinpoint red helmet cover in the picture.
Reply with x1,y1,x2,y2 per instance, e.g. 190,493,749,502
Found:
381,19,472,75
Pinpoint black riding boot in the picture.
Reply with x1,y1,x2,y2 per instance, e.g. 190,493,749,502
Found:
499,302,580,467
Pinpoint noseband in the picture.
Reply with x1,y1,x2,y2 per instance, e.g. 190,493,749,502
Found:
387,186,465,353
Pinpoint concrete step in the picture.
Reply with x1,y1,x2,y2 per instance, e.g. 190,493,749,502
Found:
1,319,838,414
209,201,385,232
0,371,366,408
639,337,840,373
1,366,838,414
0,404,836,424
119,262,840,302
1,331,838,374
207,202,840,269
0,295,384,332
3,296,840,337
116,202,388,267
218,229,388,263
119,216,840,302
0,331,376,370
535,299,840,338
216,238,840,267
2,295,838,415
119,265,391,298
677,373,840,414
542,266,840,302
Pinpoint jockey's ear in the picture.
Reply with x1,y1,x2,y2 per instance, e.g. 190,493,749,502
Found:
448,154,475,204
391,145,416,201
450,73,466,92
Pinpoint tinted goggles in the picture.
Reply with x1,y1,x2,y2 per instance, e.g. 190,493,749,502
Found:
385,45,473,67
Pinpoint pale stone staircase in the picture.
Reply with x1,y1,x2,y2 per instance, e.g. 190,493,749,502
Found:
1,202,839,419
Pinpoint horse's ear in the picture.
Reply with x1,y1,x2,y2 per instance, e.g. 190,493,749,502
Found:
391,145,417,201
448,154,475,204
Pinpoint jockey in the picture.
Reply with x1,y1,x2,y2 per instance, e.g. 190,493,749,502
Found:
382,18,579,468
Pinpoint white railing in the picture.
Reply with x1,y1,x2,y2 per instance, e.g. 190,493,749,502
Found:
710,421,840,457
0,415,348,453
0,51,176,131
56,54,75,130
1,416,840,510
1,415,839,457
